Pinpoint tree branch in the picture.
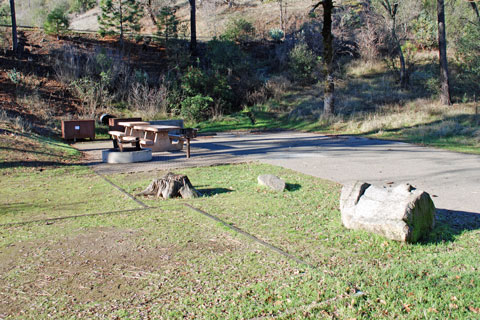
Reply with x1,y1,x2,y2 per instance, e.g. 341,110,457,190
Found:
310,1,323,15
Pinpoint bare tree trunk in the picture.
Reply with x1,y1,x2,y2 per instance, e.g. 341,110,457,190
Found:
322,0,334,115
437,0,452,105
381,0,407,88
9,0,17,54
278,0,287,38
119,0,124,45
146,0,157,25
392,24,407,88
189,0,197,56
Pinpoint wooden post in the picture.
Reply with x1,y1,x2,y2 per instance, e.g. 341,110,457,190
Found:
186,138,191,159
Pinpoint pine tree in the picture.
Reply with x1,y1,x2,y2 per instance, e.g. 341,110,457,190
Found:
98,0,143,42
44,7,70,38
156,6,179,42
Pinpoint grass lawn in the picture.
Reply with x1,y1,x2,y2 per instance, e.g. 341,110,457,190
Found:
1,150,480,318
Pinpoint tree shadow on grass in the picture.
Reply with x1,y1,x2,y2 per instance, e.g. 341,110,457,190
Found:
286,183,301,191
420,208,480,244
197,188,233,197
0,160,81,169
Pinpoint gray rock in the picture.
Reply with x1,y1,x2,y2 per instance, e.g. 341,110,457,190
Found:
340,181,436,243
258,174,286,192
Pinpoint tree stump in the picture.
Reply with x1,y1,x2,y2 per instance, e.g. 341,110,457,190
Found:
137,172,199,199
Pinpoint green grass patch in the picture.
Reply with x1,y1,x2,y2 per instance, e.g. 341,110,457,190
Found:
0,167,142,225
107,163,480,318
1,163,479,318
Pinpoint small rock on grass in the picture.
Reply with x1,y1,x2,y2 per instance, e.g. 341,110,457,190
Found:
258,174,286,192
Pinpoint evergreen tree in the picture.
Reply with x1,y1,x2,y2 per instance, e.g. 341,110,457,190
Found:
44,7,70,38
98,0,143,42
0,2,10,24
156,6,179,42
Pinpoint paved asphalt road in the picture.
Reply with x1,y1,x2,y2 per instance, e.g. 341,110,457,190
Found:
76,131,480,214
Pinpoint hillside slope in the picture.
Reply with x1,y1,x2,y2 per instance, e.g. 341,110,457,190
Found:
68,0,313,38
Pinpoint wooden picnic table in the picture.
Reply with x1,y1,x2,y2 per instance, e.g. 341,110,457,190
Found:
117,121,150,137
133,124,183,152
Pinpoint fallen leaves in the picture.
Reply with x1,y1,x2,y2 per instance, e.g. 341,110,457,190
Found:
469,306,480,313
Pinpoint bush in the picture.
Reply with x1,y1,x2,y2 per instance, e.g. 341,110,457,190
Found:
288,43,318,85
269,29,284,42
265,75,291,100
456,23,480,76
181,67,207,97
128,81,168,118
180,66,235,114
206,39,246,73
44,7,70,36
69,0,96,13
51,45,133,101
71,75,111,117
221,18,255,43
180,95,213,122
411,11,437,50
0,3,10,25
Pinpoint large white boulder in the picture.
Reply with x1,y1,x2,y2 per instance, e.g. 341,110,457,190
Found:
340,182,436,243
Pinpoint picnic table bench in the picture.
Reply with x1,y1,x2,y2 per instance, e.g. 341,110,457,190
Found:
108,121,197,157
108,130,154,151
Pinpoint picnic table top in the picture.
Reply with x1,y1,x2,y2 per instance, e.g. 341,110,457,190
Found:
133,125,181,132
117,121,150,127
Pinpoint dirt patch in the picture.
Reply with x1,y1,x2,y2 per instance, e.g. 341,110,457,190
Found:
0,226,241,316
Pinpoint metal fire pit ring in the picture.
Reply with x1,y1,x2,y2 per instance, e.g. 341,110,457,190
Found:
102,148,152,164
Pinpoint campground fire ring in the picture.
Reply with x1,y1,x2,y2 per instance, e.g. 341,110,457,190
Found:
102,148,152,164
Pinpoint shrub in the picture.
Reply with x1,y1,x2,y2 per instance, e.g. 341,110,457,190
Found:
71,75,111,117
0,3,10,25
268,28,284,42
410,11,437,50
51,45,133,101
128,81,168,119
69,0,96,13
456,23,480,76
7,68,21,84
206,39,246,73
180,95,213,122
206,39,259,111
181,67,207,97
14,116,32,133
180,66,235,114
221,18,255,43
44,7,70,36
288,43,318,85
265,75,291,100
